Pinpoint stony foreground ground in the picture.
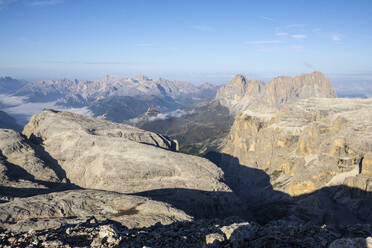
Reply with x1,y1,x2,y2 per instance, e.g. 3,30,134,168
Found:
1,217,372,248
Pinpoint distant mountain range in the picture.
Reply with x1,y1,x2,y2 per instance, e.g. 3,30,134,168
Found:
15,75,218,106
0,77,28,95
0,75,219,125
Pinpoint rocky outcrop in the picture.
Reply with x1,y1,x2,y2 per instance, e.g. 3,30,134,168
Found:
22,110,242,218
0,109,247,235
0,129,62,183
221,98,372,197
22,109,221,193
0,190,191,232
215,71,337,113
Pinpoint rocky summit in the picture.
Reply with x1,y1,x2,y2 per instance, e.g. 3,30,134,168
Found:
215,71,337,113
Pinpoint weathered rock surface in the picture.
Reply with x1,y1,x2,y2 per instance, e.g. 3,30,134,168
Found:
0,129,61,183
22,110,242,218
209,98,372,225
215,74,266,114
221,98,372,196
0,190,191,232
216,71,337,113
22,110,227,193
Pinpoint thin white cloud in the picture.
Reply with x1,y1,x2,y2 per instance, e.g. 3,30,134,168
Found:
332,34,342,41
290,45,304,51
260,16,274,21
0,94,27,106
30,0,63,6
246,40,281,45
3,96,93,125
312,28,321,33
192,25,212,31
275,32,288,36
287,24,305,29
291,34,307,40
129,109,194,124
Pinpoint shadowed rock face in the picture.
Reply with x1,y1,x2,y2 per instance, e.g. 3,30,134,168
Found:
0,129,62,183
216,71,337,113
0,111,22,131
221,98,372,197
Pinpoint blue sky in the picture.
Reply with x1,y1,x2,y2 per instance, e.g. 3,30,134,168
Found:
0,0,372,84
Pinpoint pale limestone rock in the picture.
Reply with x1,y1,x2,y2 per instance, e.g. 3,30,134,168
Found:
220,222,257,240
0,129,61,183
0,190,191,232
221,98,372,196
22,110,229,194
205,233,225,245
215,74,265,113
21,110,242,218
215,71,337,114
362,152,372,176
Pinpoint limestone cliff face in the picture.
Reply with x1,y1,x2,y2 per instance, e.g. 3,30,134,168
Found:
221,98,372,196
215,71,337,113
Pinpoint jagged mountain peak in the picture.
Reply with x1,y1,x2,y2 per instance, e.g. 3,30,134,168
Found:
144,106,161,117
216,71,337,113
133,75,151,81
0,76,28,94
